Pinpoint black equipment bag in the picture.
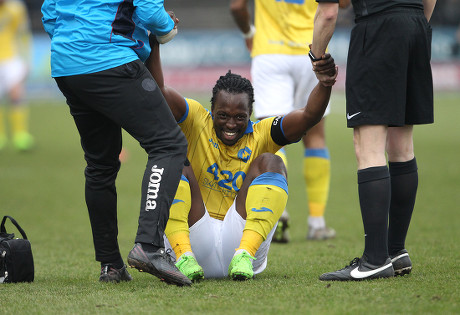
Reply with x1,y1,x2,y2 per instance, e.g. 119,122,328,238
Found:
0,215,34,283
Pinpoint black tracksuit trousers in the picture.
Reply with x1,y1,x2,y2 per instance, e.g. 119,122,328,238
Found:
55,60,187,263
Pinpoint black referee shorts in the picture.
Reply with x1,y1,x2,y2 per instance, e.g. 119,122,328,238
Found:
346,7,434,128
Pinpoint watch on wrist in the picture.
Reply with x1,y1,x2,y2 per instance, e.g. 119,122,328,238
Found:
308,50,322,62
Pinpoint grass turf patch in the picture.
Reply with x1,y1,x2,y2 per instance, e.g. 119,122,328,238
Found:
0,92,459,314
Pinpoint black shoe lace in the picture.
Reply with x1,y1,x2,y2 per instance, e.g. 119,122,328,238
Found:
165,248,176,263
347,257,360,267
337,257,360,271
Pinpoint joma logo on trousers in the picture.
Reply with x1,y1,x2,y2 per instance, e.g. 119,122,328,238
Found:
145,165,164,211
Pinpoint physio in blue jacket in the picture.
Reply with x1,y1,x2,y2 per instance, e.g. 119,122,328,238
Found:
41,0,191,286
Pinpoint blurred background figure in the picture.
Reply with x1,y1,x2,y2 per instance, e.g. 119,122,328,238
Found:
0,0,33,151
230,0,350,242
452,23,460,57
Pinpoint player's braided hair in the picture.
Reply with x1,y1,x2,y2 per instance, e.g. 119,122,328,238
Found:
211,70,254,115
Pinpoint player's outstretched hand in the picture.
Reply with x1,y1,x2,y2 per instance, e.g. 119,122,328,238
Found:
312,53,336,75
167,11,179,29
157,11,179,44
317,65,338,87
311,54,338,87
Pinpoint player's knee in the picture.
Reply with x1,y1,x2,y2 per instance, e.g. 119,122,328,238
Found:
250,153,287,178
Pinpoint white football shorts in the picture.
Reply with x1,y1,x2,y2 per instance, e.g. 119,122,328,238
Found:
0,57,27,98
164,200,277,278
251,54,330,119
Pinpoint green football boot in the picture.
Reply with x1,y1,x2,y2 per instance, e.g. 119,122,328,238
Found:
13,132,34,151
228,250,256,281
176,254,204,282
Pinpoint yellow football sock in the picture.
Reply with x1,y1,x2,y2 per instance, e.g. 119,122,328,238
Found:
304,148,330,217
275,148,288,169
237,230,263,257
164,176,193,258
9,107,29,136
167,231,192,258
243,172,288,253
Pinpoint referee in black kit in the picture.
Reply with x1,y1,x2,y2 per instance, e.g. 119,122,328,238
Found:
316,0,437,281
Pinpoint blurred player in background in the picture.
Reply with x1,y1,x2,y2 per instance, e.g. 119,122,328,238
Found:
147,34,338,281
230,0,348,242
0,0,34,151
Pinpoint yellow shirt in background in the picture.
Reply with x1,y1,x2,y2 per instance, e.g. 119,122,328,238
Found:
0,0,31,61
252,0,317,57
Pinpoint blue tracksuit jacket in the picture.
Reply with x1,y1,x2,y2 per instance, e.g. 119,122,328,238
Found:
41,0,174,77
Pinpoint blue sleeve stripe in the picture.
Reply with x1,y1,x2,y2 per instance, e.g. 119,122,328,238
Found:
250,172,288,195
177,98,190,124
304,148,330,159
280,116,287,139
181,175,189,183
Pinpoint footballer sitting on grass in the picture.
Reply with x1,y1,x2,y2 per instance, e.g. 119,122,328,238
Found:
146,34,338,281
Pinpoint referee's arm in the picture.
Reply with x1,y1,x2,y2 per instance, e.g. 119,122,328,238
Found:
311,0,339,59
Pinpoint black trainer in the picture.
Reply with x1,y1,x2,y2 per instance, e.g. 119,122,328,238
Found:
99,264,132,283
390,249,412,276
272,209,290,243
127,243,192,286
319,256,394,281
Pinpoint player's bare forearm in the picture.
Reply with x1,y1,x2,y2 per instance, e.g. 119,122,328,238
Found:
146,34,164,89
281,83,332,142
230,0,251,34
146,34,186,121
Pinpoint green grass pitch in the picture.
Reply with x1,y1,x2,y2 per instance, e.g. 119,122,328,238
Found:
0,92,459,314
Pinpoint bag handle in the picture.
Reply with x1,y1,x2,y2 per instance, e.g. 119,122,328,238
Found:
1,216,28,240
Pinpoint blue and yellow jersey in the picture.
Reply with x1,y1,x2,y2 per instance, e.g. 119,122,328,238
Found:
179,98,283,220
0,0,31,61
252,0,317,57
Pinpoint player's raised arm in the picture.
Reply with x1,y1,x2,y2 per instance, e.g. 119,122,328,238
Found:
281,55,337,142
145,34,187,122
230,0,254,52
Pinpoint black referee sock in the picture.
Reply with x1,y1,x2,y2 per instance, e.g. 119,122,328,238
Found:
358,166,391,266
388,158,418,256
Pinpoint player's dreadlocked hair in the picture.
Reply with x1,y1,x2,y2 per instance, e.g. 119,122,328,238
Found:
211,70,255,115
